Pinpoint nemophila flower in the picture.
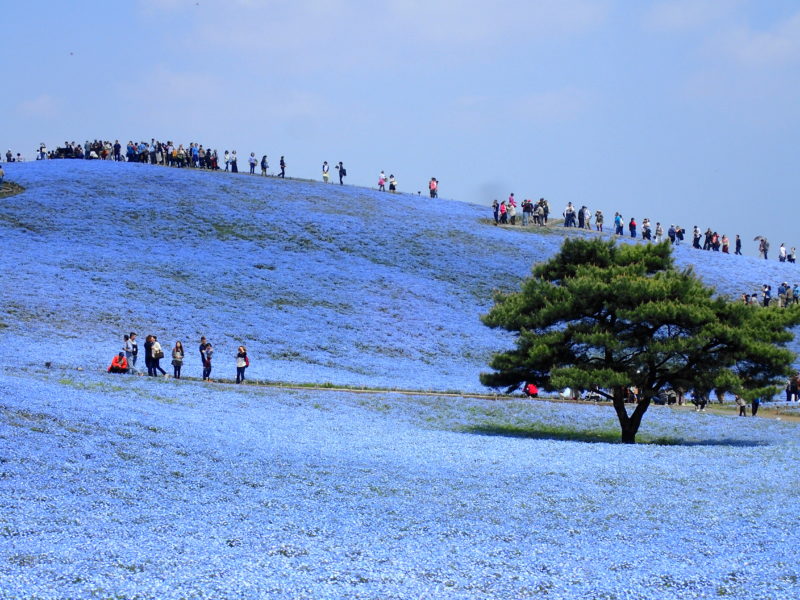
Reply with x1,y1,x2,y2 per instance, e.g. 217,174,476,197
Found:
1,161,800,598
2,368,800,599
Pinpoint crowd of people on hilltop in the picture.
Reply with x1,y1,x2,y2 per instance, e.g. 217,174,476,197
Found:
4,139,409,193
6,138,799,263
488,194,800,265
492,196,551,226
5,137,442,199
108,332,250,384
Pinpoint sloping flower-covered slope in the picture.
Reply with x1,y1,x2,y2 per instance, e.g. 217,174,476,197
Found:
2,160,797,390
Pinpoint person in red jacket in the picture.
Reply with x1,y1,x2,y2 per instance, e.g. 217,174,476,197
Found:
108,352,129,374
524,383,539,398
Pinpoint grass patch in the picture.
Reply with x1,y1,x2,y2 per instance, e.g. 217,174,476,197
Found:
465,423,621,444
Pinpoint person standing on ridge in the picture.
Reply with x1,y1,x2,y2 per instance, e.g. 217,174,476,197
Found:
388,174,397,192
378,171,386,191
279,156,286,178
322,161,330,183
429,177,438,198
337,161,346,185
260,155,269,176
735,234,742,255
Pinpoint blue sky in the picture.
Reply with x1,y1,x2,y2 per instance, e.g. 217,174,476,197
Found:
3,0,799,254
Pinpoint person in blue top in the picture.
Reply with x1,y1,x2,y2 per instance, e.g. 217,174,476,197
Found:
614,213,623,236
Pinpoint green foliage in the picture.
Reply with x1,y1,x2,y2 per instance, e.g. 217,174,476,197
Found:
480,238,800,441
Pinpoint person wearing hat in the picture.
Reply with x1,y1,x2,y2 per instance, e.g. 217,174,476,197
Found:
108,352,129,374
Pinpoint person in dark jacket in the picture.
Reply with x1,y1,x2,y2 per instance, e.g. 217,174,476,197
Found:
144,335,154,376
202,341,213,381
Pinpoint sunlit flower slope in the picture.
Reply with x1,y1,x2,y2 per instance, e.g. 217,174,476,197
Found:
1,160,799,599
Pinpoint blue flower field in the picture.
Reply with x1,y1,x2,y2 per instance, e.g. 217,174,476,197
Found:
1,160,800,598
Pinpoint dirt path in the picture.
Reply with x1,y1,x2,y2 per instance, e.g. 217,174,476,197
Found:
102,369,800,422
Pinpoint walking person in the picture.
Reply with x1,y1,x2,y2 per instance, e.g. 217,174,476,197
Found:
260,155,268,176
735,234,742,255
144,335,154,376
735,395,747,416
171,341,184,379
151,335,167,377
322,161,330,183
492,199,499,224
236,346,248,384
279,156,286,178
202,342,213,381
595,210,604,232
378,171,386,191
336,161,346,185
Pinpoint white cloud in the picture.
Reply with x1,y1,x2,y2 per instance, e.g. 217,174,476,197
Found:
136,0,608,74
719,12,800,67
644,0,741,32
17,94,59,118
385,0,609,42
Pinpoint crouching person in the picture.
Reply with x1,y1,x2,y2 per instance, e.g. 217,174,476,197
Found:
524,382,539,398
108,352,129,374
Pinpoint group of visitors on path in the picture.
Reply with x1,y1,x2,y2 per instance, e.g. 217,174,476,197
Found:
488,195,800,264
492,196,550,226
742,281,800,308
108,332,249,384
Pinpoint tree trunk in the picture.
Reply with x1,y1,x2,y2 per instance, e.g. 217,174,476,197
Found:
612,388,652,444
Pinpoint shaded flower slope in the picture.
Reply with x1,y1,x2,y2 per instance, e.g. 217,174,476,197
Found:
1,367,799,599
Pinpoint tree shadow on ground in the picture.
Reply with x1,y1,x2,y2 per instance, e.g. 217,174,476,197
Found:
463,424,769,447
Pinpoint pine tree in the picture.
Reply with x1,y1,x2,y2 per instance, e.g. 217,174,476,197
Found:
481,238,800,443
